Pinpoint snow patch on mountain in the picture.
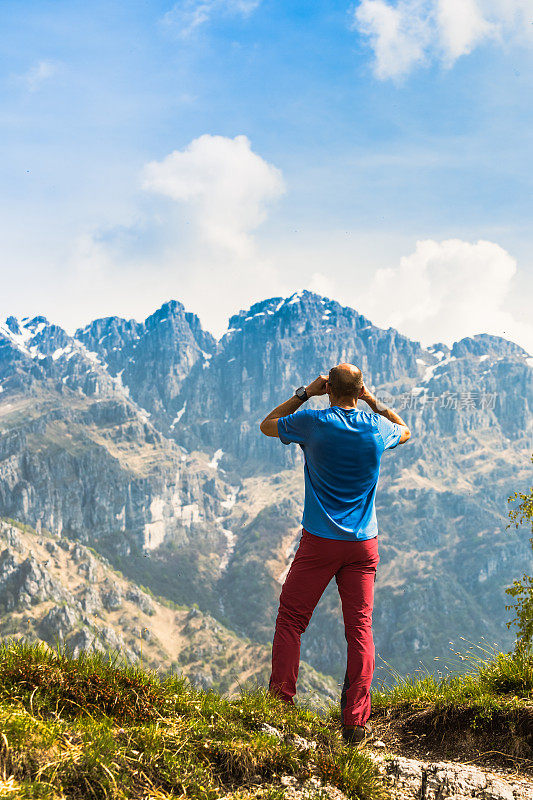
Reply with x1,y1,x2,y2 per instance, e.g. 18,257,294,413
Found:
209,449,224,470
170,403,187,429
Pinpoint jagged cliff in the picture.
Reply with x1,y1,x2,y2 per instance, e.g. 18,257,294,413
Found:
0,292,531,684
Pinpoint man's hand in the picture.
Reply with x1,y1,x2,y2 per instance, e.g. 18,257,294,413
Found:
359,383,411,444
359,383,375,403
306,374,328,397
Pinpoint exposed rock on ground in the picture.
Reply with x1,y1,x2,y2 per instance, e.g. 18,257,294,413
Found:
368,751,533,800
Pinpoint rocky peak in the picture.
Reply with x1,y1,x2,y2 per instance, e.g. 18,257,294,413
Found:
5,316,21,335
176,291,425,467
144,299,188,328
226,291,372,336
141,300,215,355
451,334,530,359
147,298,185,319
75,301,215,368
0,315,118,398
1,315,68,356
71,301,216,428
221,291,421,371
75,316,143,358
23,315,48,326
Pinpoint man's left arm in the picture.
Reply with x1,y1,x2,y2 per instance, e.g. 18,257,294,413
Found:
259,375,328,437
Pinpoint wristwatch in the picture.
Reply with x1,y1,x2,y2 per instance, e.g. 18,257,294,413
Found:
295,386,308,402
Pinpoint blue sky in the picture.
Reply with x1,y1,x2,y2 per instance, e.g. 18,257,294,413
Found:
1,0,532,349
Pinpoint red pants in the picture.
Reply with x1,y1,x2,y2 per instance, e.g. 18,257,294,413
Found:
269,528,379,727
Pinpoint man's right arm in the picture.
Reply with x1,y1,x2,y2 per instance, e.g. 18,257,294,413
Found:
360,385,411,444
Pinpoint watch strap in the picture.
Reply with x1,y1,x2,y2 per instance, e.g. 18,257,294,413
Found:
295,386,308,401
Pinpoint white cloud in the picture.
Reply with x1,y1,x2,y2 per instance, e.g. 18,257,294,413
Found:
71,233,114,276
352,0,532,79
437,0,495,63
353,0,432,79
307,272,335,298
162,0,260,36
359,238,533,353
19,60,58,92
143,134,285,258
62,135,287,337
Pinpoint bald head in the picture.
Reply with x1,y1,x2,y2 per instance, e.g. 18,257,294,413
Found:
328,363,363,401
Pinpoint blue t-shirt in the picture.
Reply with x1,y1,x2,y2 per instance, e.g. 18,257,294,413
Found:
278,406,402,541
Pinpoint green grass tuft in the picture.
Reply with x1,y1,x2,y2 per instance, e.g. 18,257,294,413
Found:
360,640,533,769
0,640,179,723
368,640,533,711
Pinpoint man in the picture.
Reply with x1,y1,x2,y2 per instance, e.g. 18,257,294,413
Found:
259,363,411,745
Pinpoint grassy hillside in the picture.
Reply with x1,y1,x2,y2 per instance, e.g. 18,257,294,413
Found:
0,642,531,798
370,642,533,771
0,642,382,800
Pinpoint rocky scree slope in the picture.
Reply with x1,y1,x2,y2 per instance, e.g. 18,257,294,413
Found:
0,518,335,700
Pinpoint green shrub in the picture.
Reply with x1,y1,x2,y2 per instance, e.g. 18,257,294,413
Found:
505,462,533,650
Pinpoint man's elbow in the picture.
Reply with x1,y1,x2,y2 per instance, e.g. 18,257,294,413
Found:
259,418,272,436
399,426,411,444
260,418,279,438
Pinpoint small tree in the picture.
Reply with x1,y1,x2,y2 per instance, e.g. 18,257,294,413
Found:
505,456,533,651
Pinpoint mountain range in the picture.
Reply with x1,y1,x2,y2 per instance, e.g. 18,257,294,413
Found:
0,290,531,691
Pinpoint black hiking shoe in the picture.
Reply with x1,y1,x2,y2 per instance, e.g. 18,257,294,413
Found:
342,722,374,746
